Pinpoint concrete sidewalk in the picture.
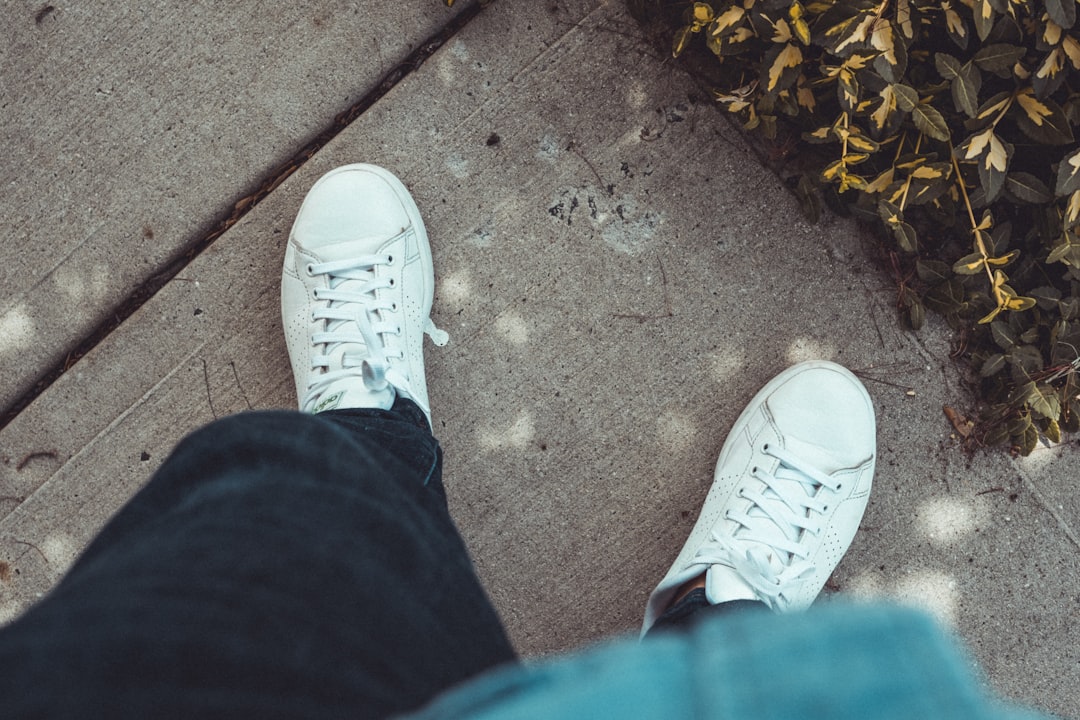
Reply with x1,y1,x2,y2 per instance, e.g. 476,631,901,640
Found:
1,0,1077,716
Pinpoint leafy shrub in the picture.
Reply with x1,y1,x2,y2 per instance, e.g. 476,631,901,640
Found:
631,0,1080,454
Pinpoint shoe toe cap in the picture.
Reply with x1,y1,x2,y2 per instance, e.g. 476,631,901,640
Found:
294,166,414,249
767,363,876,470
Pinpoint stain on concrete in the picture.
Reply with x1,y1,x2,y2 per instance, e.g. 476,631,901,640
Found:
548,185,662,255
537,132,560,162
446,154,469,179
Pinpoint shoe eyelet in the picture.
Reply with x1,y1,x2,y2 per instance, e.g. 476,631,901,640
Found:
836,483,843,491
386,254,395,266
311,288,319,300
391,302,398,311
305,263,315,276
762,442,770,452
388,278,395,287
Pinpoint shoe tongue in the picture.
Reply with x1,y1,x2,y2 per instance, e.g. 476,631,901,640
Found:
310,380,394,414
779,435,845,475
705,564,758,603
300,234,394,263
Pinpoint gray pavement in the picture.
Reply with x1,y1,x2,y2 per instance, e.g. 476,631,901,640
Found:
1,0,1077,716
0,0,471,412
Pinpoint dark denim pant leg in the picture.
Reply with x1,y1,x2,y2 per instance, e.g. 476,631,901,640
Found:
649,589,765,635
0,399,515,720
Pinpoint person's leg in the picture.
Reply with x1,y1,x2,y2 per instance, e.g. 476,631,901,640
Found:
0,399,514,719
643,361,876,636
0,164,512,719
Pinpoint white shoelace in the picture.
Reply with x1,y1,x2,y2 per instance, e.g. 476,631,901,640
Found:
692,443,841,609
303,254,448,415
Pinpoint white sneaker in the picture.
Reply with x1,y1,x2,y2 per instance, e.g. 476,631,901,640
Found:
641,361,876,635
281,164,448,423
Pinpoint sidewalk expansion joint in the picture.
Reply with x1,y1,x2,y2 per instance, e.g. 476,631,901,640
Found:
0,1,484,432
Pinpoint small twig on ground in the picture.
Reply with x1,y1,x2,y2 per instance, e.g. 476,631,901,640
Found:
10,539,49,564
15,451,58,471
230,361,254,410
567,140,610,194
202,358,218,419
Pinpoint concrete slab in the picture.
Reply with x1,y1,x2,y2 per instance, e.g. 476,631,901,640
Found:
0,0,1075,715
0,0,473,412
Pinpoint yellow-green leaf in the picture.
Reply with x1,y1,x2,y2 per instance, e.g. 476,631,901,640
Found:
1045,418,1062,443
822,158,845,181
871,21,897,66
710,5,746,35
771,17,793,43
847,134,879,153
692,1,715,26
870,86,896,130
1055,148,1080,195
767,43,803,92
985,249,1020,266
1067,190,1080,226
953,252,986,274
944,2,966,40
985,133,1008,172
1036,48,1065,80
1017,90,1053,126
964,129,993,160
673,25,694,57
1064,36,1080,69
911,164,947,179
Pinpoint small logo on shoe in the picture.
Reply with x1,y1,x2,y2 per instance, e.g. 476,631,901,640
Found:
311,391,344,413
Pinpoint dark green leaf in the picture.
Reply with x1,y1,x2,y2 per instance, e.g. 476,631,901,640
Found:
893,84,919,111
893,220,918,252
935,52,961,79
1046,0,1076,30
1015,96,1074,145
981,352,1007,376
977,136,1012,203
1063,398,1080,432
1017,424,1039,455
912,102,950,141
909,298,926,329
973,43,1026,71
991,319,1018,348
1007,344,1044,378
973,0,996,41
1030,384,1061,419
983,418,1011,445
925,277,968,314
1060,296,1080,320
1004,172,1055,203
952,62,981,117
1043,417,1062,443
1028,285,1062,309
1010,382,1038,407
916,258,951,283
1055,148,1080,196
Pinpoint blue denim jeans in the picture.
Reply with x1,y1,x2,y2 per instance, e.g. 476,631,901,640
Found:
0,399,515,719
0,402,1047,720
